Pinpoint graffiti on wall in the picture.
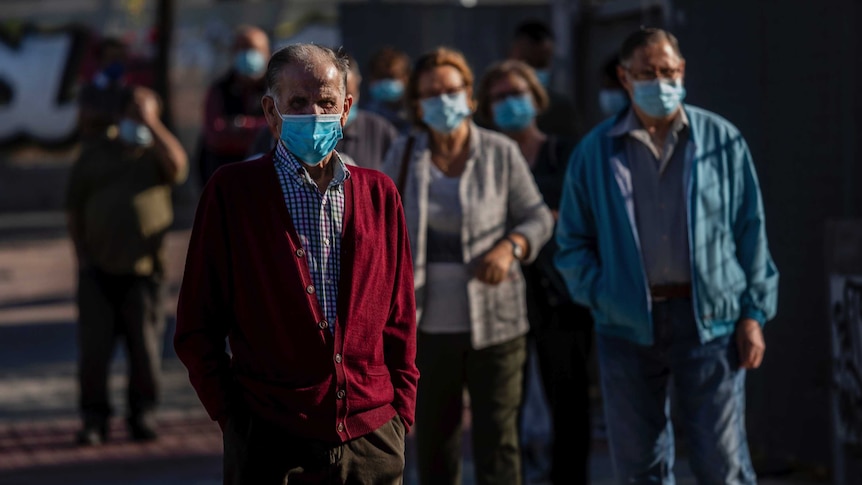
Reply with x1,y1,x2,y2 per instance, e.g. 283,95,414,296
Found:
0,26,89,146
831,275,862,447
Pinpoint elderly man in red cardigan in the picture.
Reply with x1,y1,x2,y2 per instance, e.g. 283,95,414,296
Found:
174,43,419,485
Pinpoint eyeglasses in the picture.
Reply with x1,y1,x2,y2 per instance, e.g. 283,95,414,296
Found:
490,90,531,104
625,66,683,81
419,85,466,100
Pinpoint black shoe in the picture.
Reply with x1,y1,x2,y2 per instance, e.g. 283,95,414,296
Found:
75,425,107,446
127,416,158,442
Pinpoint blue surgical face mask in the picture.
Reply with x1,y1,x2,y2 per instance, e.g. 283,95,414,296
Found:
534,69,551,88
93,61,126,89
420,91,471,134
345,106,358,127
369,79,404,103
631,78,686,118
598,89,630,117
274,102,343,165
103,61,125,82
492,93,536,132
234,49,266,78
118,118,152,146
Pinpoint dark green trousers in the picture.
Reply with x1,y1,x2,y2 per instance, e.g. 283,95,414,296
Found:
76,268,165,427
223,413,406,485
415,332,527,485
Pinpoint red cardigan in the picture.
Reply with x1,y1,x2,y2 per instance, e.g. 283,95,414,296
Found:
174,151,418,443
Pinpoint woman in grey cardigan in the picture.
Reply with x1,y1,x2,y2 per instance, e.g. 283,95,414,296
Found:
381,47,553,485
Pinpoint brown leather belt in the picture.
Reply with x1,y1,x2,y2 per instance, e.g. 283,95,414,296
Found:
650,283,692,300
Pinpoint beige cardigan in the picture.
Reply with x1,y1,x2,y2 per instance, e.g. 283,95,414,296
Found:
382,123,554,349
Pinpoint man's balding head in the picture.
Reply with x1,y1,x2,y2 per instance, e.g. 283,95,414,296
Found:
264,44,349,98
261,44,353,141
233,25,270,59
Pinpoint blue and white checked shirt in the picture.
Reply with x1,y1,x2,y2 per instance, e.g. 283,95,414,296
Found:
274,142,350,334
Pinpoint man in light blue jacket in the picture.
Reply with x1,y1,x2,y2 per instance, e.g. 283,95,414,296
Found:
555,28,778,484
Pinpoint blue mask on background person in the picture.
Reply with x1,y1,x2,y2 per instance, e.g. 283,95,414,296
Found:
234,49,266,77
274,102,343,165
345,107,358,127
599,89,630,117
344,106,359,126
420,91,471,134
118,119,153,146
631,78,686,118
93,61,126,89
492,93,536,132
369,79,404,103
534,69,551,88
103,61,125,81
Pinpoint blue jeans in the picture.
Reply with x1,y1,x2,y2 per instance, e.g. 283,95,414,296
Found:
596,298,756,485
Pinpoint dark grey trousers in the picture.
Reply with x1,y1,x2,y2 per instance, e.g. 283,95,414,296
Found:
76,268,165,426
223,413,406,485
415,332,527,485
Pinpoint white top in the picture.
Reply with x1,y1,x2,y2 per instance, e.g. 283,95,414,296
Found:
421,162,471,333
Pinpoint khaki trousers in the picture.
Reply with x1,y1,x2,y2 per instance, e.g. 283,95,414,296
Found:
223,412,406,485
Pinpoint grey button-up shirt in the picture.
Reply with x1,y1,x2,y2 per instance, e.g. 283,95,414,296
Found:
608,108,691,286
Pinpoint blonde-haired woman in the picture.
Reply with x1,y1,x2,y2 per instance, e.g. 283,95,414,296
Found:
382,48,553,485
477,59,594,485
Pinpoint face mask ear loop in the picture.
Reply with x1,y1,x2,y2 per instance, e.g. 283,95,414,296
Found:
271,96,284,119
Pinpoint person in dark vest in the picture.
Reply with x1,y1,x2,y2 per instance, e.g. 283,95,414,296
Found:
598,55,630,119
197,25,270,186
508,20,580,138
364,46,412,134
67,86,188,446
477,59,594,485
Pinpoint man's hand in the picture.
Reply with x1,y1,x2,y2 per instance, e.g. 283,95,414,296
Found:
131,87,162,127
126,86,188,182
736,318,765,369
474,241,515,285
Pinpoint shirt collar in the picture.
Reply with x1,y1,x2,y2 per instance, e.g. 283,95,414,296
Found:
607,106,689,138
274,140,351,188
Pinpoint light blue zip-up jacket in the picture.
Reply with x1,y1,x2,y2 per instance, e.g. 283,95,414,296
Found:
554,105,779,345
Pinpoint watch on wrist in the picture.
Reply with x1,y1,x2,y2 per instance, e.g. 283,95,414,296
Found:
506,236,524,260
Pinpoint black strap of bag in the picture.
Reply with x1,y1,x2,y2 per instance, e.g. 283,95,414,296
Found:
396,136,415,196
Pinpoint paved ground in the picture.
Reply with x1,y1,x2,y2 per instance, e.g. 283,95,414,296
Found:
0,214,827,484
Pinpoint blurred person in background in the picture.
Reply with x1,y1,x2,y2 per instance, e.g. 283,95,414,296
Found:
555,28,778,484
599,55,630,118
365,46,412,133
175,43,418,484
66,86,188,446
477,59,594,485
508,20,579,138
77,37,133,143
249,53,398,170
382,47,553,485
197,25,270,186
